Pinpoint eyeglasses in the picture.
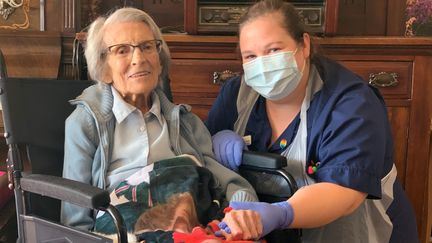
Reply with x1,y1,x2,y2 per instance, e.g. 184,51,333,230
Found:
105,39,162,59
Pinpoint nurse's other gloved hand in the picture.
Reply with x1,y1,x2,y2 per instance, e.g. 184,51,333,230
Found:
229,201,294,237
211,130,245,171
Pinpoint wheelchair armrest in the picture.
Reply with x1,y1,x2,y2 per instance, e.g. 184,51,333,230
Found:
239,151,298,200
20,174,110,210
241,150,287,169
20,174,128,243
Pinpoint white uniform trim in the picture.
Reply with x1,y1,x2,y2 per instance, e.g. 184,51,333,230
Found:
365,164,397,243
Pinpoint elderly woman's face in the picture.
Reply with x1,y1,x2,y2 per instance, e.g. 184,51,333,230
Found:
103,21,161,98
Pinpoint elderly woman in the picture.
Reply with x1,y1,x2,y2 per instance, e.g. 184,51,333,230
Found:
60,7,257,232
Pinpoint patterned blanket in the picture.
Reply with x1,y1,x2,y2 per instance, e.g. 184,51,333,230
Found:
94,155,226,234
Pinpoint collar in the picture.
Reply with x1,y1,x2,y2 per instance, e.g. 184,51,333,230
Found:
111,86,163,125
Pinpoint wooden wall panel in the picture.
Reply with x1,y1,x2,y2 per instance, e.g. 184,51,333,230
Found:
337,0,406,36
142,0,184,33
338,0,387,35
386,0,406,36
79,0,184,33
0,31,61,78
44,1,61,31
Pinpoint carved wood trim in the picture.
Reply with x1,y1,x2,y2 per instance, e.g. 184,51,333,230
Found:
62,0,78,33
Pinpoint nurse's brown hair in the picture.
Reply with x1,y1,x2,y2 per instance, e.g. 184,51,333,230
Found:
238,0,317,59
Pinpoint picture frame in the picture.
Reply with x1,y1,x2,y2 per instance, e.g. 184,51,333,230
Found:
0,0,45,30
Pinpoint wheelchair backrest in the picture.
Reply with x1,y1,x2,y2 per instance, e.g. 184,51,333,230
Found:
1,78,93,174
0,76,93,221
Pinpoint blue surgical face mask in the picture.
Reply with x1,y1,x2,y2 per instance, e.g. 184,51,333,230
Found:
243,49,304,100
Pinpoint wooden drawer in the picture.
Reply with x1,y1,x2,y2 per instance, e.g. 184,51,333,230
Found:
170,59,242,120
339,60,413,99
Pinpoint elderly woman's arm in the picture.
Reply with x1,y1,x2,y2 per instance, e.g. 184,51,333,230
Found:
204,156,258,202
183,113,258,203
61,106,99,230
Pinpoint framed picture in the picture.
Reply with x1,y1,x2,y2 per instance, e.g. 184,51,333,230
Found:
0,0,45,30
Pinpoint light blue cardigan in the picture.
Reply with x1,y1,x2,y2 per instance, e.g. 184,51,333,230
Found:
60,83,258,230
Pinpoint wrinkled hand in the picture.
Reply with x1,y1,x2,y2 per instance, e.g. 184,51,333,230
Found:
228,201,294,237
211,130,245,171
218,208,262,241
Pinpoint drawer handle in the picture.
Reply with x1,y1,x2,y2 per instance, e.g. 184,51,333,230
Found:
368,72,399,88
213,70,241,85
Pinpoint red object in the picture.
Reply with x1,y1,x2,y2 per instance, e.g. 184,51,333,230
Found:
173,208,267,242
173,226,265,243
0,171,13,209
173,227,219,243
207,221,220,232
223,207,233,214
307,166,314,174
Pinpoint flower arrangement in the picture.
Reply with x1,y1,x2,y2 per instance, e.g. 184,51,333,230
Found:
405,0,432,36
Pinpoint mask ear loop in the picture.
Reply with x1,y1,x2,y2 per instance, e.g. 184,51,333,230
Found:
291,48,302,72
299,58,307,74
293,44,308,74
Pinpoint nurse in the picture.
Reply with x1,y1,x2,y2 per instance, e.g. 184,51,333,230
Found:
205,0,419,242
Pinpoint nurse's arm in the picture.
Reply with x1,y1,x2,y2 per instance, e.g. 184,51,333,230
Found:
288,182,367,228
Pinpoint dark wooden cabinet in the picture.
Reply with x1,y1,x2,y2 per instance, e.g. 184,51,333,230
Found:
165,35,432,243
337,0,407,36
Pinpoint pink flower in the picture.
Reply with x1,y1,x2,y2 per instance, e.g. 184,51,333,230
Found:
406,0,432,24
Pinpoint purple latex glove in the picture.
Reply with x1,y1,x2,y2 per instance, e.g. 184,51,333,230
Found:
228,201,294,237
211,130,245,171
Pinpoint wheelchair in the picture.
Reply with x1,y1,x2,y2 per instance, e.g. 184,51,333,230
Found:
0,49,300,243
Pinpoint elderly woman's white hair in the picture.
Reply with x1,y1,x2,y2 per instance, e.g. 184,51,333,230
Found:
85,7,171,85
